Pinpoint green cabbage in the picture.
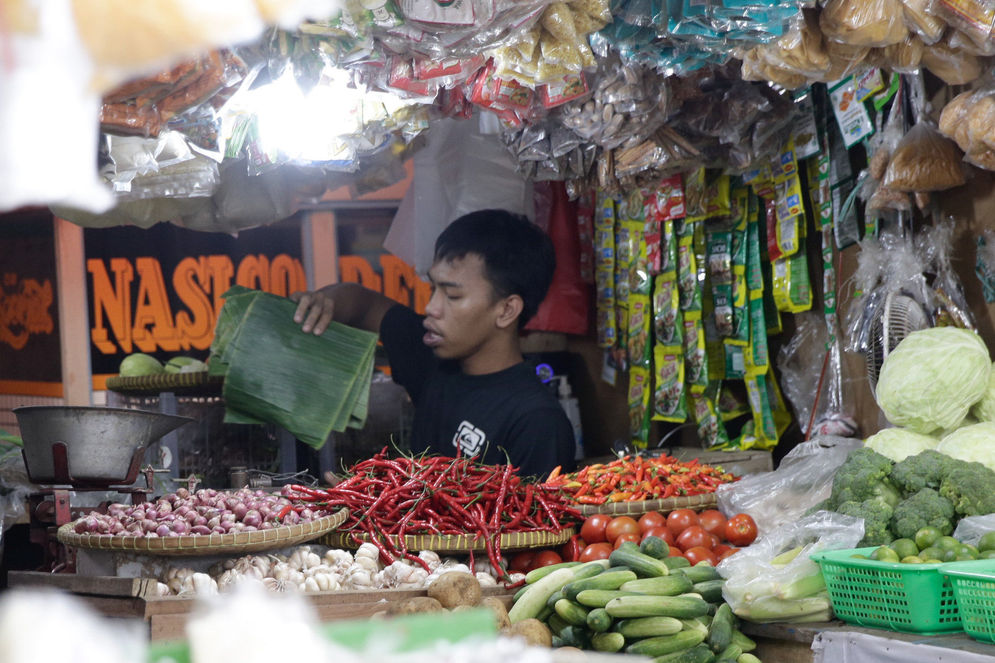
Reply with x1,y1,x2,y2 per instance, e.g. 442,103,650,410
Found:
875,327,991,435
864,427,939,462
971,362,995,423
937,422,995,472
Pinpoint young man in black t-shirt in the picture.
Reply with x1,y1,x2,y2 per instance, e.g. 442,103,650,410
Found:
291,209,576,479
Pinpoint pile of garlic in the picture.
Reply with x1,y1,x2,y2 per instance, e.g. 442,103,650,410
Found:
156,544,523,597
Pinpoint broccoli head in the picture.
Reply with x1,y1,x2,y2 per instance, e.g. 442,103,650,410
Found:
837,499,895,547
938,461,995,516
890,488,955,539
830,448,901,510
890,450,957,495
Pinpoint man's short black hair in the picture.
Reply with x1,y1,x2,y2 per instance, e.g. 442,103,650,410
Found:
434,209,555,328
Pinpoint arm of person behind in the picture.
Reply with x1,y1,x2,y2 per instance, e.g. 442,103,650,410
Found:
291,282,396,336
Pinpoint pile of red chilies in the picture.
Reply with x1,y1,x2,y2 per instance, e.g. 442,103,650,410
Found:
282,448,580,580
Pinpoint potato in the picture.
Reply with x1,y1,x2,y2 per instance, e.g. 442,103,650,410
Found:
502,618,553,647
479,596,511,630
385,596,445,615
427,571,482,609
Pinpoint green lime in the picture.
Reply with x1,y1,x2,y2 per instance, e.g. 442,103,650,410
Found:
891,538,919,559
937,536,962,552
956,544,979,559
919,546,943,562
871,546,900,563
915,527,943,551
942,548,960,562
980,549,995,560
978,532,995,553
901,556,924,564
851,554,869,559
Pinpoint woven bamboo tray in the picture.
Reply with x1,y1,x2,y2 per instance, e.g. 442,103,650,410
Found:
574,493,717,516
57,508,348,556
105,372,222,394
320,527,576,552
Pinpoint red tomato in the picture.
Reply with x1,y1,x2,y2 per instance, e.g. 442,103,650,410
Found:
605,516,641,544
718,547,740,561
560,535,587,562
708,533,721,549
666,509,699,536
579,542,613,562
712,543,731,558
637,511,666,533
613,532,641,549
698,510,728,536
667,547,686,558
509,551,536,572
724,513,758,547
581,514,612,544
676,525,712,551
530,550,564,570
684,546,718,566
641,526,675,546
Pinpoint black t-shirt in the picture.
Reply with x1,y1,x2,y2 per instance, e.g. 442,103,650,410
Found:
380,305,576,479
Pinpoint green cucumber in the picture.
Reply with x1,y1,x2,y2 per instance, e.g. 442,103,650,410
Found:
576,589,644,607
605,595,710,619
716,644,743,662
707,603,734,653
654,643,718,663
513,585,529,602
693,579,726,604
559,625,591,649
610,547,671,577
546,589,565,609
730,629,756,652
546,613,570,636
591,632,626,653
620,574,694,596
625,629,706,656
564,569,638,601
586,607,613,633
536,605,553,622
664,556,692,570
640,534,670,559
614,615,684,638
524,561,581,583
737,654,762,663
510,561,608,623
679,564,722,583
554,598,590,627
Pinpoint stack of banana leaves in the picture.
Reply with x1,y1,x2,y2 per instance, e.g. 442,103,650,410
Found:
209,286,377,449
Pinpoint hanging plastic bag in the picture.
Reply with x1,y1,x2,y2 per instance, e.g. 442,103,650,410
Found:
882,122,967,192
819,0,908,48
718,510,865,623
716,436,863,536
921,33,984,85
901,0,946,44
953,514,995,545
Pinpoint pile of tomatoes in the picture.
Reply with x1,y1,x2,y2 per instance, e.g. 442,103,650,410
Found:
507,508,759,573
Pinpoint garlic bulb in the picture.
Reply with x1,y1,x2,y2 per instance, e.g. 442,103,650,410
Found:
354,542,380,561
323,548,353,570
156,582,172,597
191,572,218,596
475,572,497,587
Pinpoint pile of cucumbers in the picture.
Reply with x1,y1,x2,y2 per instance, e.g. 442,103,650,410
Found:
508,537,761,663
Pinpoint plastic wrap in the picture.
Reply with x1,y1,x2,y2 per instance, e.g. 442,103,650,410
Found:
763,9,831,78
921,33,984,85
916,218,975,328
716,437,863,536
718,510,865,623
934,0,995,50
901,0,947,43
873,33,925,72
882,121,967,192
820,0,909,47
776,312,831,432
953,513,995,545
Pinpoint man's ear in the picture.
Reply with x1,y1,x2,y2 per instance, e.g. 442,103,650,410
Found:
495,294,524,329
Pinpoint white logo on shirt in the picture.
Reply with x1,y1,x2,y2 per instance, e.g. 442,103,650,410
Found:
453,420,486,456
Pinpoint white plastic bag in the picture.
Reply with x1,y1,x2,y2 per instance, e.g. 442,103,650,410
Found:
716,436,863,536
384,114,534,274
952,514,995,546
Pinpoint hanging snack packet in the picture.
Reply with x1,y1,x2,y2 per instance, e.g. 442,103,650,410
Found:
819,0,907,48
683,311,709,389
628,294,652,368
595,195,617,349
706,227,734,337
629,366,652,447
653,345,688,422
772,250,813,313
653,273,683,346
689,390,731,449
882,121,968,192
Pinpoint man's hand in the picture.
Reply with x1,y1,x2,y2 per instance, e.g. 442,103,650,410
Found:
291,289,335,336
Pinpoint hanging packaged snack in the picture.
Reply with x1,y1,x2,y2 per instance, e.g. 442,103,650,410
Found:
934,0,995,53
882,121,967,192
628,294,652,368
901,0,946,43
653,346,688,423
683,311,708,389
661,217,678,275
595,195,617,349
921,32,984,85
706,227,734,337
653,273,683,346
819,0,908,48
629,366,652,447
538,72,590,108
717,380,752,422
688,390,731,449
772,250,813,314
677,228,702,312
729,194,750,344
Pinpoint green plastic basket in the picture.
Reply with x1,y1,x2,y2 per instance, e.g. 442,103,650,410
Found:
810,546,962,634
940,559,995,643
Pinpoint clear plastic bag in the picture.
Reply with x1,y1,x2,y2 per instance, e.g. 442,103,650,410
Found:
921,33,984,85
901,0,946,44
882,121,967,192
820,0,909,48
716,436,864,536
718,510,865,622
953,514,995,545
874,33,925,73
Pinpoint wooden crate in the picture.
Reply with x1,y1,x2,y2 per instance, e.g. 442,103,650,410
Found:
8,571,515,641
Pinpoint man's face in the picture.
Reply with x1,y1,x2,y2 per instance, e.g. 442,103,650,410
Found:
422,254,506,361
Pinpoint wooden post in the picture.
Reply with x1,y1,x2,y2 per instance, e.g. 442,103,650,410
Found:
53,216,92,405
